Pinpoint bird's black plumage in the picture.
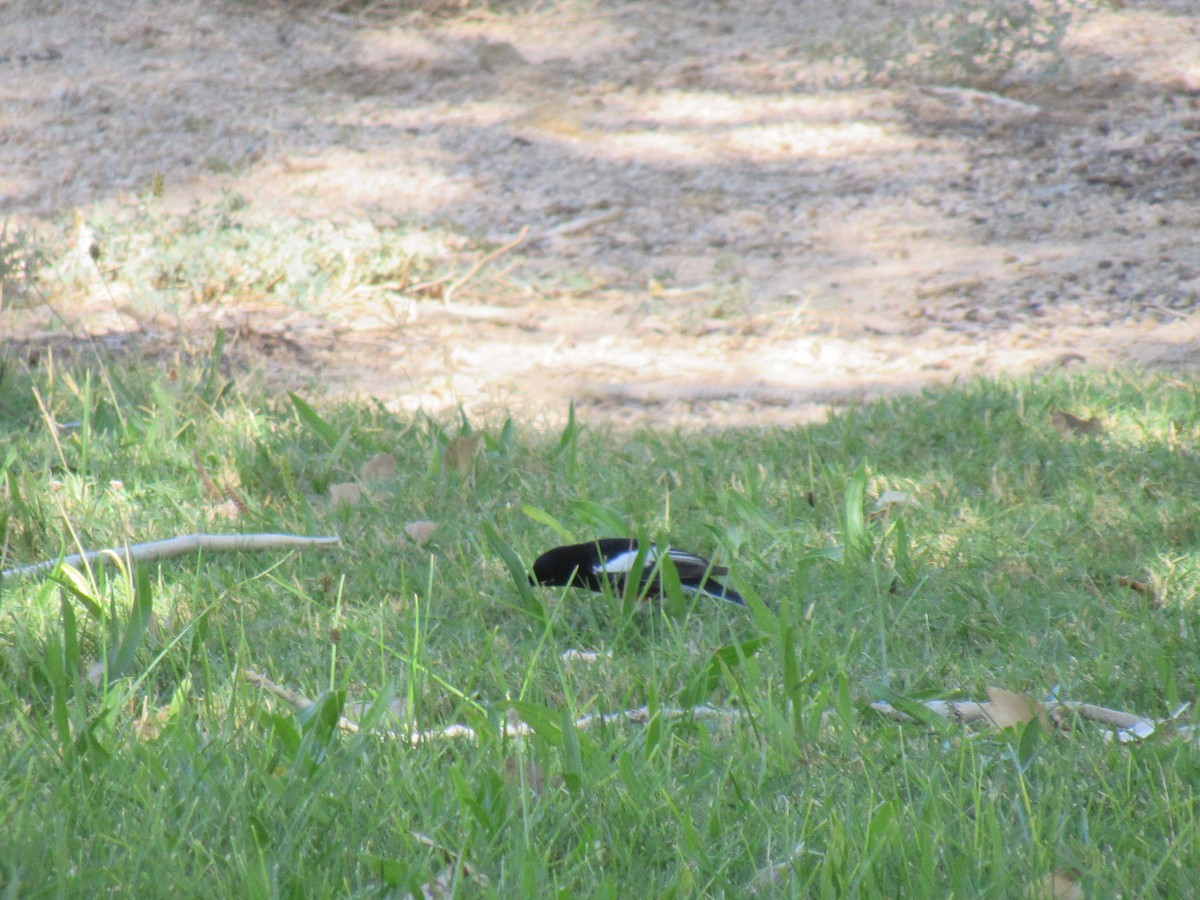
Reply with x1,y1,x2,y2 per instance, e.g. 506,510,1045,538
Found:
531,538,745,606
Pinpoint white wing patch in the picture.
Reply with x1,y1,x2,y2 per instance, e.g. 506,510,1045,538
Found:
665,548,709,568
594,545,656,575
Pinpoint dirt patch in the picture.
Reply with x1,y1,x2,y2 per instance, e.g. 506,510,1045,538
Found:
3,0,1199,426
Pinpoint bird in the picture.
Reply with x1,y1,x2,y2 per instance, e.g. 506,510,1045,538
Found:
531,538,745,606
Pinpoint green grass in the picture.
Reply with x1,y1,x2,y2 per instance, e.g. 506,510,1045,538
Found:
1,355,1198,897
5,191,551,332
832,0,1080,88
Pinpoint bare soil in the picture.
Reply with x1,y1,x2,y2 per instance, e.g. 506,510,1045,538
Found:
3,0,1200,427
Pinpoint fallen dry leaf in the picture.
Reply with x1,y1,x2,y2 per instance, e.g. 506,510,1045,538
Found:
1030,869,1084,900
984,686,1038,730
1051,408,1105,436
360,452,397,483
329,482,366,506
403,520,439,546
209,498,242,521
1116,575,1156,605
871,490,919,515
444,434,482,476
134,697,170,741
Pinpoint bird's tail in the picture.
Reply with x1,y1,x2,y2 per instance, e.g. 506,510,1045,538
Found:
693,580,745,606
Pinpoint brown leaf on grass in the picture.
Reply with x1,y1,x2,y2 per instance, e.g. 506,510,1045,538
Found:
444,434,482,476
329,482,366,506
209,498,242,521
403,520,439,546
1116,575,1157,607
1030,869,1083,900
1051,408,1105,436
870,490,919,518
359,452,397,483
984,686,1039,730
134,697,170,741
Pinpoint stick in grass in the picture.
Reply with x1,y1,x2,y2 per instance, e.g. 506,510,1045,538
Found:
1,533,341,580
869,698,1151,729
869,697,1197,744
403,226,529,306
242,669,746,745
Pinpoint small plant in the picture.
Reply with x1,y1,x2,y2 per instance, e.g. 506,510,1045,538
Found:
17,196,486,323
838,0,1080,87
0,222,45,309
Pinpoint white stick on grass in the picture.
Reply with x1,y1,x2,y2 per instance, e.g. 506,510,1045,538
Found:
869,698,1151,729
243,669,746,746
1,533,340,580
870,697,1197,744
246,666,1200,749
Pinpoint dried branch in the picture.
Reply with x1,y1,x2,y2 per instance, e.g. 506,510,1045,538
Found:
541,207,623,240
917,85,1041,117
244,668,1198,751
870,697,1196,744
243,668,370,735
444,225,529,304
404,227,530,306
243,668,745,745
1,533,340,580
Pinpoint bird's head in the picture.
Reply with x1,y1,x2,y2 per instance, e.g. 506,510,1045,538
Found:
531,545,579,587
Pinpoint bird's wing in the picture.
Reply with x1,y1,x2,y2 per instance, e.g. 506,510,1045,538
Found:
592,543,650,575
664,547,727,579
681,581,745,605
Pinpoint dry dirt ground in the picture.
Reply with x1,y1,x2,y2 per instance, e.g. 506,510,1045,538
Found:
3,0,1200,427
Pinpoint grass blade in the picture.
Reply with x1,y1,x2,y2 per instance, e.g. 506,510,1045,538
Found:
288,391,339,449
108,564,154,678
568,501,628,536
481,522,545,623
547,400,581,460
520,505,573,541
200,327,228,405
843,467,872,563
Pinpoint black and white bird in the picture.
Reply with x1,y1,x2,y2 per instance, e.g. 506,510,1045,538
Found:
531,538,745,606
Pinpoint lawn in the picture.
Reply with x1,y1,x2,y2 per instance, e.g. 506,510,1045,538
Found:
1,356,1198,896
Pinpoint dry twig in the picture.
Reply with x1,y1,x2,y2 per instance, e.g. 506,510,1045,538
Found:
243,668,746,745
404,226,529,305
2,533,340,580
870,697,1196,744
918,85,1042,117
445,226,529,303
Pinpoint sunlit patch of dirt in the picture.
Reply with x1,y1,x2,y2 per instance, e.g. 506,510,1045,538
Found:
2,0,1199,427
